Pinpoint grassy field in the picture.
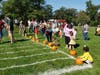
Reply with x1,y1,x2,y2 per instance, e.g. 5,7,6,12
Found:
0,26,100,75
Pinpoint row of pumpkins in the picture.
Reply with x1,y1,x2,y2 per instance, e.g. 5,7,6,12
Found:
27,35,83,65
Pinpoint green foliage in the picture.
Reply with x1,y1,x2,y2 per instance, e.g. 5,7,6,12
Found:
95,12,100,24
54,7,77,23
42,4,53,20
1,0,53,21
76,11,90,25
54,7,66,19
1,0,100,26
0,0,2,2
86,0,100,26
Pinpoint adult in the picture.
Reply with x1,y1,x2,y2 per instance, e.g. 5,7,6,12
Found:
14,19,19,27
45,23,53,42
27,19,31,32
0,17,5,43
19,20,26,36
63,23,75,48
5,17,15,43
8,17,15,43
29,19,34,32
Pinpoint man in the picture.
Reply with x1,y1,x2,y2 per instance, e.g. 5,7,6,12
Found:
4,17,14,43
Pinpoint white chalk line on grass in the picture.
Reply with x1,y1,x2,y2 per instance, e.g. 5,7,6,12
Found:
0,45,37,50
0,47,49,55
0,57,71,71
39,64,93,75
34,42,93,74
0,39,92,73
58,50,75,59
37,42,75,60
0,51,58,60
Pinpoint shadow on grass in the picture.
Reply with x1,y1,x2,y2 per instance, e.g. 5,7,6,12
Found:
74,43,80,48
15,39,30,42
2,39,30,44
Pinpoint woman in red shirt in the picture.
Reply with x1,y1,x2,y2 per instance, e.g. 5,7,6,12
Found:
0,20,5,43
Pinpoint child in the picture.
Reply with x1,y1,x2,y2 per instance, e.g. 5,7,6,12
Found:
34,26,39,39
74,28,77,40
78,45,93,64
96,25,100,35
69,31,76,50
52,37,60,46
58,29,63,38
45,25,52,42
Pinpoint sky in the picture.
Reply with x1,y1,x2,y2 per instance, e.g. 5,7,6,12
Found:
45,0,100,11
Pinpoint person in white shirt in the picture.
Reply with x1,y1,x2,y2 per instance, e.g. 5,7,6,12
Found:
82,23,89,40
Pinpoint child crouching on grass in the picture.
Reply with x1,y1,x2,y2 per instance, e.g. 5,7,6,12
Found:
78,45,93,64
52,37,60,46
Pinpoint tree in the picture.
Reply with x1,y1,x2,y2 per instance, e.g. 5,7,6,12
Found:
76,11,90,25
42,4,53,20
54,7,66,19
86,0,100,26
96,12,100,24
54,7,77,23
1,0,45,21
0,0,2,10
65,8,77,23
0,0,2,2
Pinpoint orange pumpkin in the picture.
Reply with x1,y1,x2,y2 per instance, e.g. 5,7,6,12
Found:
75,58,83,65
36,39,39,43
97,30,100,35
52,46,57,51
42,40,47,45
48,42,53,47
32,37,35,42
69,50,76,56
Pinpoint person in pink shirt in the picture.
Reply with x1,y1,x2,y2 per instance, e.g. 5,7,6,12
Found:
63,23,75,48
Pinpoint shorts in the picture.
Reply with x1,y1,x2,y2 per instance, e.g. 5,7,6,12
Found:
83,60,93,64
0,31,3,39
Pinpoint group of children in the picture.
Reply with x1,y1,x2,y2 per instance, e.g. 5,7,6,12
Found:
63,23,93,64
32,22,94,64
33,27,93,64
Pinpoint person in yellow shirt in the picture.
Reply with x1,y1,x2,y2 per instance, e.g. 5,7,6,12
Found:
79,45,93,64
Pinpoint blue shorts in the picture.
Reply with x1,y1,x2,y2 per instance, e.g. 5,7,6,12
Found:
0,31,3,39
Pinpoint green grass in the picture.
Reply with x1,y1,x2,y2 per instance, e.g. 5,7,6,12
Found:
0,26,100,75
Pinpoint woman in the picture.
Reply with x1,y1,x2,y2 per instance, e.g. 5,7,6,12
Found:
63,23,75,48
0,18,5,43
